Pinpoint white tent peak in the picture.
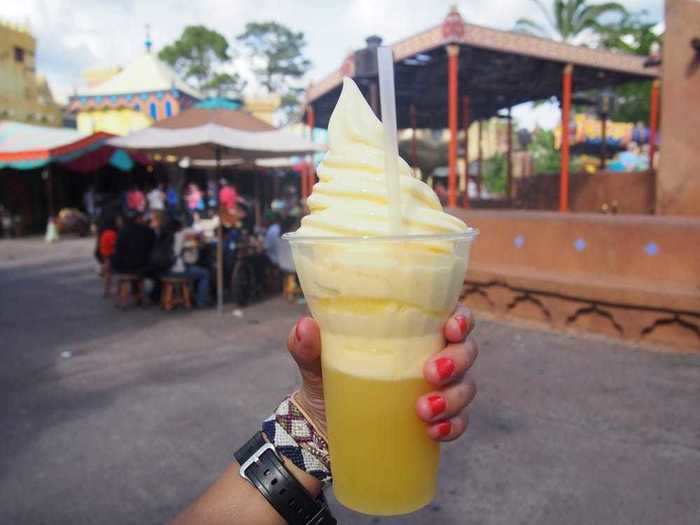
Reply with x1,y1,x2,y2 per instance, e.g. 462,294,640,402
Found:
75,53,202,100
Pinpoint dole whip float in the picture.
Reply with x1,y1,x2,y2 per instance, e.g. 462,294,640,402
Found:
285,77,477,515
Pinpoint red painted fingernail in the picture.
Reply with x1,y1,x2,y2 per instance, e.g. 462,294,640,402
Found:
455,315,468,335
434,357,455,380
295,318,303,342
427,395,446,417
436,421,451,438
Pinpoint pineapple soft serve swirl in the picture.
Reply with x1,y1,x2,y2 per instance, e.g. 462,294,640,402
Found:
298,77,467,237
291,77,471,379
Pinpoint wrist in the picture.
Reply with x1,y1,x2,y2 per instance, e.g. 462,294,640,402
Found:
292,390,327,438
260,432,321,497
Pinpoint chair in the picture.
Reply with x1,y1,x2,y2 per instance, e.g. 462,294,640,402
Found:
161,276,193,311
115,274,144,309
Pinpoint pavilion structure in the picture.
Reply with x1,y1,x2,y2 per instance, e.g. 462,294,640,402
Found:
302,6,659,212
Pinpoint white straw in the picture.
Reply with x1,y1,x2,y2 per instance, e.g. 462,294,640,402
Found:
377,46,402,235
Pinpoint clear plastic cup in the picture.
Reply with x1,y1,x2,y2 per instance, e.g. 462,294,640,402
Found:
283,230,478,515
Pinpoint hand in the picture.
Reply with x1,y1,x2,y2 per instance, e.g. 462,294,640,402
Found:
287,306,478,440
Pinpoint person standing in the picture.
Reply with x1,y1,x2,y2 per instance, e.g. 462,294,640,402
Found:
263,212,281,267
126,185,146,214
98,217,119,297
147,183,166,212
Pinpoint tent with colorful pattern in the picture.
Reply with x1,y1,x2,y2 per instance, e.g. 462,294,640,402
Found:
0,121,135,171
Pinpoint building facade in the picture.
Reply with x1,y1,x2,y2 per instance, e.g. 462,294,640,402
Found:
0,20,61,127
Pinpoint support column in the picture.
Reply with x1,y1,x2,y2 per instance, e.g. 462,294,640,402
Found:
462,96,470,208
306,105,316,198
600,114,608,171
507,107,513,201
45,166,55,219
648,79,660,171
369,81,380,118
410,104,418,176
477,120,483,199
447,44,459,208
560,64,573,212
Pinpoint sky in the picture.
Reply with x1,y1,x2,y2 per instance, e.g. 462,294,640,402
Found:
3,0,663,129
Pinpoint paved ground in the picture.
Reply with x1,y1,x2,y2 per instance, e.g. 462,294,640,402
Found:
1,237,699,525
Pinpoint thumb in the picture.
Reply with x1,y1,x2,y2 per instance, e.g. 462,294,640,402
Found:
287,317,326,429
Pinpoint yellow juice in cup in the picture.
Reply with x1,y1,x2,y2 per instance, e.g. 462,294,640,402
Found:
321,331,441,515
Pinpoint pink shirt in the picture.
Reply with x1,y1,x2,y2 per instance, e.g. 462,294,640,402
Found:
219,186,238,209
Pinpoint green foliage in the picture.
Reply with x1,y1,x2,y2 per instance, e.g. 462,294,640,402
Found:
529,129,561,173
514,0,627,42
598,14,659,55
159,25,245,96
608,81,651,124
206,72,247,98
483,153,507,195
528,129,585,174
237,21,311,121
596,14,661,123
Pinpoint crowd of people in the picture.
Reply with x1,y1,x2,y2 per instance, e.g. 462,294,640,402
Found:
95,179,302,309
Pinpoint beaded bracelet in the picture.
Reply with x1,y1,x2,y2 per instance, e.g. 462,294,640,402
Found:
262,392,332,486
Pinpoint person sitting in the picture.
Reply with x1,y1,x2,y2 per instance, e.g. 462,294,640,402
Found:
263,211,281,267
168,219,211,308
112,212,156,277
277,216,300,301
98,216,119,297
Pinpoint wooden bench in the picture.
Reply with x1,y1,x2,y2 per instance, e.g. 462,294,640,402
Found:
114,274,144,309
161,276,193,311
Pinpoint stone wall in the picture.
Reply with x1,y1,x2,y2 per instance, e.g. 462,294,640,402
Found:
656,0,700,215
451,209,700,351
514,171,655,214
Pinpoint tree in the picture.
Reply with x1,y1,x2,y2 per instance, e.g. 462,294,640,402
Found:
529,129,561,173
514,0,628,43
528,128,584,174
483,153,508,195
597,14,662,123
159,25,246,96
237,21,312,121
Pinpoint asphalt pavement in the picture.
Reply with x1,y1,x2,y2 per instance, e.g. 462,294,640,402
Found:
1,238,699,524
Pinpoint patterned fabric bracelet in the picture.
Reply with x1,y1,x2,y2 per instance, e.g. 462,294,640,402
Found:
262,393,332,486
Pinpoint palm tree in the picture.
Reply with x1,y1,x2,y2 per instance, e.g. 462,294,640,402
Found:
514,0,628,43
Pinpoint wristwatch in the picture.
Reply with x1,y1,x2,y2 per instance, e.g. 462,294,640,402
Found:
235,432,336,525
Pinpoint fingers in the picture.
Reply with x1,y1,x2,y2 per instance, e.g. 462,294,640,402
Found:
443,306,475,344
426,414,469,442
416,375,477,423
423,339,478,387
420,308,478,443
286,316,322,378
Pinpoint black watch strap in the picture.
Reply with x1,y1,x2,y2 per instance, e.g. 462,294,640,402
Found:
235,432,336,525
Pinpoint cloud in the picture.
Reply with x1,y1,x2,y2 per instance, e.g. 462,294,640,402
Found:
3,0,663,116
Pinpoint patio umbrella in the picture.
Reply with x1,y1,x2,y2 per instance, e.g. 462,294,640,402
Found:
108,106,323,314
